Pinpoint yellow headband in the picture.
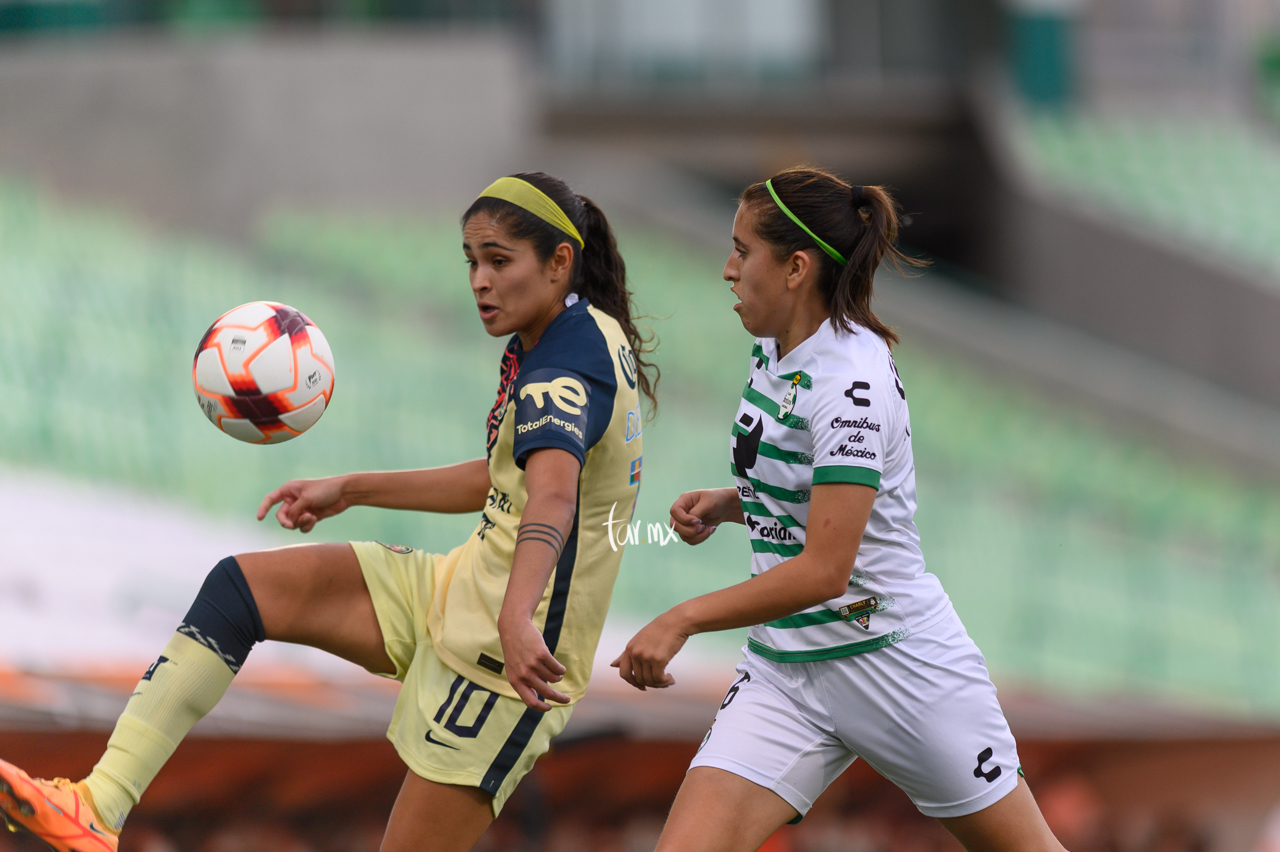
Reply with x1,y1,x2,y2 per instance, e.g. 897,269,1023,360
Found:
477,176,584,249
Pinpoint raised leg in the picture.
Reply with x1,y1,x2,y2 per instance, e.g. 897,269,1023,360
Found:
72,543,390,834
238,543,393,674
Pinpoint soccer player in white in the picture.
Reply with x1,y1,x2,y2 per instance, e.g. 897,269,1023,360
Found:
613,167,1067,852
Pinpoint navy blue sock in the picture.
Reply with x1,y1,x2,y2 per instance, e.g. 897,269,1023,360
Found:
178,556,266,674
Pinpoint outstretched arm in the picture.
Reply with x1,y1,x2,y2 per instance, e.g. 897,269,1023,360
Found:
668,487,745,545
612,482,875,689
257,458,492,533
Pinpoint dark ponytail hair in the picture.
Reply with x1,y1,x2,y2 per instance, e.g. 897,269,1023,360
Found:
741,166,926,347
463,171,659,415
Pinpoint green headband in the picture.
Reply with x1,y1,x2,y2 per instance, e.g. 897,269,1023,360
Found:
765,178,846,265
477,176,585,249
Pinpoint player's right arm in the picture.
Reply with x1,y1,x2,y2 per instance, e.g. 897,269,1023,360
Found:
669,487,744,545
257,459,491,533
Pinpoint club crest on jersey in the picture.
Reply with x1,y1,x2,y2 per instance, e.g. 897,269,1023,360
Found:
777,374,802,420
839,596,879,629
630,456,642,486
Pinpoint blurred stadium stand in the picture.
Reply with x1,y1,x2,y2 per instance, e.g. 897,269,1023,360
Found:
6,1,1280,850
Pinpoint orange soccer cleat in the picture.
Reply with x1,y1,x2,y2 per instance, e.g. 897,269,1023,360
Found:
0,759,117,852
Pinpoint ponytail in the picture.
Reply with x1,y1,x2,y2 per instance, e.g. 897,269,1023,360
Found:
575,195,659,415
742,167,926,347
463,172,660,414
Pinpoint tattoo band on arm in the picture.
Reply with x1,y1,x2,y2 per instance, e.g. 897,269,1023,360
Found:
517,522,565,559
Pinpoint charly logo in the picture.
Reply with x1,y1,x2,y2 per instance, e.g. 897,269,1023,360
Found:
618,345,638,390
520,376,588,414
844,381,871,408
974,747,1002,783
602,502,680,551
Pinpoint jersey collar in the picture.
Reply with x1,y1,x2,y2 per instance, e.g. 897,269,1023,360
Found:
515,297,590,357
771,319,835,375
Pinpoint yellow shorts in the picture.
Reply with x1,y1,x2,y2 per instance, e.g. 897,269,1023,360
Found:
350,540,573,816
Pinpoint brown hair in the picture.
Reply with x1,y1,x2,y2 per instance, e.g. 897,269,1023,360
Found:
463,171,659,415
741,166,926,346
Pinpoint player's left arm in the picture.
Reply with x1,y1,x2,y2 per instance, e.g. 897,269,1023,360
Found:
612,482,873,689
615,361,895,689
498,446,581,711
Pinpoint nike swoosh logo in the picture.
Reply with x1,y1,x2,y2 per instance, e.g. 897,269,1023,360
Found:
89,822,111,837
424,730,458,750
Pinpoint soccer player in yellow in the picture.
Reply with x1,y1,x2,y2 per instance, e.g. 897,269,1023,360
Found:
0,172,654,852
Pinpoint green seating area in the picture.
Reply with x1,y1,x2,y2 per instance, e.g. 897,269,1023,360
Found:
1015,111,1280,283
6,183,1280,716
0,0,517,33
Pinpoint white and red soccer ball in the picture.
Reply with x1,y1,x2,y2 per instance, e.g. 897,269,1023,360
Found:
193,301,335,444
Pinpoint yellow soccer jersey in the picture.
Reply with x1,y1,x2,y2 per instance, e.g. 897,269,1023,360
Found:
427,298,643,703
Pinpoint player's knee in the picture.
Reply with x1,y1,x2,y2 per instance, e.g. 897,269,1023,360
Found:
177,556,266,674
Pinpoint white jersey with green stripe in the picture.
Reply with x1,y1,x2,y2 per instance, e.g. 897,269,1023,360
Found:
731,320,951,663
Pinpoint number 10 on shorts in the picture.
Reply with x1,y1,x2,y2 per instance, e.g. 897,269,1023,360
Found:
433,675,500,740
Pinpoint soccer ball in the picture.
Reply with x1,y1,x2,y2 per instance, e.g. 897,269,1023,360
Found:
193,301,335,444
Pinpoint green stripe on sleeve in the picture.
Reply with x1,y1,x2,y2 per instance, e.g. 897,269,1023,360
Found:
749,539,804,558
812,466,881,489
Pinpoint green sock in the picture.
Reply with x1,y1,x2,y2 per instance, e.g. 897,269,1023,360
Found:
83,632,235,832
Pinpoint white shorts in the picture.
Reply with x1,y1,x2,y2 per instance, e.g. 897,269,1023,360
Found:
689,606,1020,819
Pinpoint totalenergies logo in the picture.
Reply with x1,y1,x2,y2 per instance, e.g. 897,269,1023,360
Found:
520,376,587,414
